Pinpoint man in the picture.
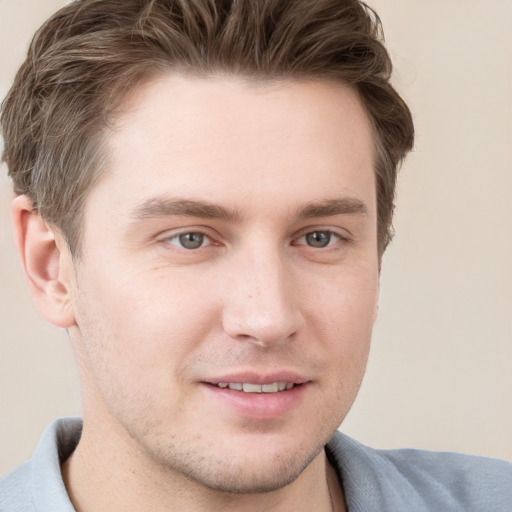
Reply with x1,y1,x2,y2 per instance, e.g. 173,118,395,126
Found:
0,0,510,511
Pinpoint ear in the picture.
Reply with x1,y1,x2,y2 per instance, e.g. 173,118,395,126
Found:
12,195,76,328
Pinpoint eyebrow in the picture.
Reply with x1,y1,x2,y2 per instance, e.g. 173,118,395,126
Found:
130,196,368,223
295,198,368,219
131,197,244,223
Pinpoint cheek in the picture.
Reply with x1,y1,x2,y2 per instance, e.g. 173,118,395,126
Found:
83,262,216,331
307,264,378,333
71,273,222,429
304,271,377,433
72,263,223,393
305,266,378,378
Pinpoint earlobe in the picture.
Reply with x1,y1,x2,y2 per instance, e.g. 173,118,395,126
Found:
12,195,76,328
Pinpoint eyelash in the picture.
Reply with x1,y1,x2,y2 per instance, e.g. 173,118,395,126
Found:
164,231,214,250
293,230,347,249
161,228,349,251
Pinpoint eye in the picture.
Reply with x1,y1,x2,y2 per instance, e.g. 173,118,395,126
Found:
166,232,211,250
295,230,340,248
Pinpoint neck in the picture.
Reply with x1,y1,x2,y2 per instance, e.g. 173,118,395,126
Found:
61,418,346,512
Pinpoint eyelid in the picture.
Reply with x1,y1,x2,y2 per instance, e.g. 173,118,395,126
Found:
158,227,218,248
170,232,211,248
294,230,338,248
292,226,351,244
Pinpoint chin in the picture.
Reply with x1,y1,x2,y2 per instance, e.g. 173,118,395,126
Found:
140,426,328,495
178,448,320,494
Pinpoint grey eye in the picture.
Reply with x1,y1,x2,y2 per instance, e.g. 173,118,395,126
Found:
305,231,332,248
178,232,205,249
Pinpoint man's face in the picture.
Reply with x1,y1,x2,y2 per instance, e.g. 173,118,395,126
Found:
68,76,379,492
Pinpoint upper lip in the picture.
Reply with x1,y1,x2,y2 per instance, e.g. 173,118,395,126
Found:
202,371,311,385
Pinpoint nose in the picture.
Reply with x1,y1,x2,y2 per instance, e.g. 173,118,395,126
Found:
221,249,305,347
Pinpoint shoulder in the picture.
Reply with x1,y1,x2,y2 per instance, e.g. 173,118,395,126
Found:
0,461,35,512
326,431,512,512
0,418,81,512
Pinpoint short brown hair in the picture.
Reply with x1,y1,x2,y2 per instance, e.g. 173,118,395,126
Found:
1,0,414,256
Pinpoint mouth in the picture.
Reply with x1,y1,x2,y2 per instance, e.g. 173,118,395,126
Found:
212,381,298,393
202,376,310,420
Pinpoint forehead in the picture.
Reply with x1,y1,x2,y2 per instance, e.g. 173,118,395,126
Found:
87,75,376,223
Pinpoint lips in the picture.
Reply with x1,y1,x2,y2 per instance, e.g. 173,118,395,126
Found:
201,372,311,420
215,382,296,392
203,371,309,391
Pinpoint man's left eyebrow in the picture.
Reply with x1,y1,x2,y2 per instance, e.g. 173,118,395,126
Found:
296,198,368,219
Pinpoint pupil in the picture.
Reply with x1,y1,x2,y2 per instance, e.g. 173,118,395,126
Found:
306,231,330,248
179,233,204,249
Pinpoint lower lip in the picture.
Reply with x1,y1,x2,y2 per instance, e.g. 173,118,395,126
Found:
201,383,310,420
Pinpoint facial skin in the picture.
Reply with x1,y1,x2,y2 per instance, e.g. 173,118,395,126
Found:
19,76,379,511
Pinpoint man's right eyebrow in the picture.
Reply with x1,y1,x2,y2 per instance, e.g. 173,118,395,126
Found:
130,197,244,223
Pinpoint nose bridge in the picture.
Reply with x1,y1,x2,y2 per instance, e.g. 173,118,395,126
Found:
222,240,303,346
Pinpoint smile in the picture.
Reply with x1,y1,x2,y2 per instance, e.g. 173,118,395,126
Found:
203,378,310,419
215,382,296,393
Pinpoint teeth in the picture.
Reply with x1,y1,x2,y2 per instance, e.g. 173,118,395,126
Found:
218,382,296,393
262,383,278,393
243,383,262,393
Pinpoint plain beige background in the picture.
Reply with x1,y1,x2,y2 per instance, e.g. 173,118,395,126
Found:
1,1,511,475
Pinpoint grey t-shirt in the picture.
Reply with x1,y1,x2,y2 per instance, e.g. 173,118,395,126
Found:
1,418,511,511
